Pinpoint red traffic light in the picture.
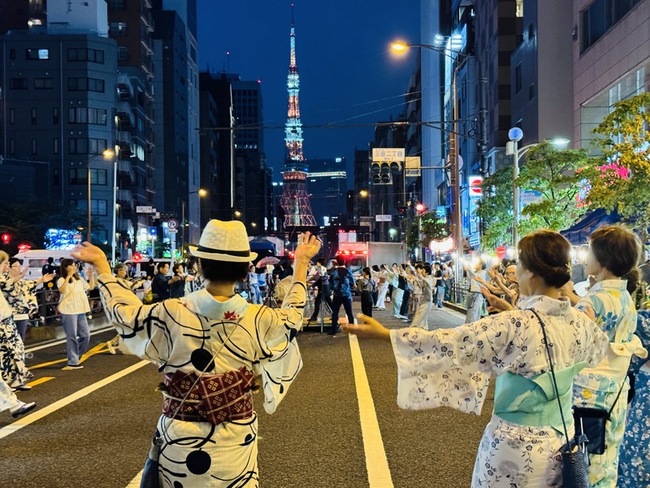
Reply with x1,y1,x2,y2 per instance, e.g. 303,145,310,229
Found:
415,203,427,213
1,233,11,244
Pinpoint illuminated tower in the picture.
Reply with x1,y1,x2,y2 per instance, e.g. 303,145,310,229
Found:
280,5,317,228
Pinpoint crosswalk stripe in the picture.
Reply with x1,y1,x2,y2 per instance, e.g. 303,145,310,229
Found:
348,333,394,487
0,360,150,440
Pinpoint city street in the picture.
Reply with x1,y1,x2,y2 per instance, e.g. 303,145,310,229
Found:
0,303,493,488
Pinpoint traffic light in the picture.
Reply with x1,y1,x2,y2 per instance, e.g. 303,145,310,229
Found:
1,233,11,245
371,162,392,185
415,203,427,215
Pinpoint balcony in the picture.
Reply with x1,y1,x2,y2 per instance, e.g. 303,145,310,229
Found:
117,189,134,211
118,160,136,185
117,73,133,100
116,101,134,129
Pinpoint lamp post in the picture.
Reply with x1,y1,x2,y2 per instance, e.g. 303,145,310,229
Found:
506,133,570,246
181,188,207,257
87,148,115,243
391,38,469,275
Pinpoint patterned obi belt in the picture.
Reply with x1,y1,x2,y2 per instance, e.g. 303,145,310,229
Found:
161,367,255,425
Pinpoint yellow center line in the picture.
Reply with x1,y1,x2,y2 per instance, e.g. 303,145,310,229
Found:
28,341,110,370
348,333,394,487
27,377,55,387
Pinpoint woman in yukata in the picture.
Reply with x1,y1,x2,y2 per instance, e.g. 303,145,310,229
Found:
562,225,647,487
72,220,320,488
344,229,610,487
618,308,650,486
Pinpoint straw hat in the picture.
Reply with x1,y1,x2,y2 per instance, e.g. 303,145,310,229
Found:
189,219,257,263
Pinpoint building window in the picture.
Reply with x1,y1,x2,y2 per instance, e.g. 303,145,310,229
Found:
117,46,128,61
68,138,108,155
31,108,37,125
31,138,37,155
108,0,127,9
67,48,104,64
29,0,45,14
581,0,642,53
34,77,54,89
53,107,59,125
109,22,127,36
67,77,105,92
69,168,107,185
9,78,28,90
53,138,59,155
9,109,15,125
68,107,108,125
25,48,49,60
515,63,522,93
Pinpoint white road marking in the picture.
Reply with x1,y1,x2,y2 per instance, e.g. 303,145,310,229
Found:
0,360,150,440
348,333,394,487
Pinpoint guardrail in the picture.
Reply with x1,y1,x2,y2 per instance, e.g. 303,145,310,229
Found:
35,288,103,325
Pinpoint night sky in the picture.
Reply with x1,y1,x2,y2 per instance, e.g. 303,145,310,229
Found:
196,1,421,179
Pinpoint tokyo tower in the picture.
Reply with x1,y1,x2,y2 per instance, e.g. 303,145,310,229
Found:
280,5,317,228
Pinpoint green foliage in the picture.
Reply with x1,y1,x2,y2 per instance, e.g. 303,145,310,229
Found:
477,141,589,249
404,214,449,254
583,93,650,241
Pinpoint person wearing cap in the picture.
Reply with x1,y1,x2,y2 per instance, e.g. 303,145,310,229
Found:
72,220,320,487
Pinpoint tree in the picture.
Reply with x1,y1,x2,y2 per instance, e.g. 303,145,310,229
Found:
404,213,449,256
477,141,589,249
582,92,650,243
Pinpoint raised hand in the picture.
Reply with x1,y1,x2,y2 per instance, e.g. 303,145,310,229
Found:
293,232,321,263
71,242,111,276
341,313,390,342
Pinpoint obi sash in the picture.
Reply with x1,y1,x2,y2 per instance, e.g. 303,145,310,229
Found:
494,363,586,435
161,367,255,425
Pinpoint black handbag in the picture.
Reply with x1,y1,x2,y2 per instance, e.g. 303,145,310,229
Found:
573,366,627,455
530,309,590,488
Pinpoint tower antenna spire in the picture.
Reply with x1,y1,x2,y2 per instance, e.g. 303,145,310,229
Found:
280,3,316,228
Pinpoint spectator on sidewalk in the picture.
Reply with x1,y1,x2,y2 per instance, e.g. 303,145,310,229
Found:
57,258,95,370
465,261,486,323
307,258,332,324
151,262,181,303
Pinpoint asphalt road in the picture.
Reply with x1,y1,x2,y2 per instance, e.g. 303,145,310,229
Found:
0,303,493,487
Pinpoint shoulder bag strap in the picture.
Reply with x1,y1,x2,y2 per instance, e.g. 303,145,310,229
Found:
528,308,572,444
607,364,630,417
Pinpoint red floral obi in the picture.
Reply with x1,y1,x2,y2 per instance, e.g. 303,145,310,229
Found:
161,367,255,425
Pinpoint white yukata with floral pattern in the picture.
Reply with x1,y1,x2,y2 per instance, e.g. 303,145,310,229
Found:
390,295,609,487
573,280,647,488
97,273,306,488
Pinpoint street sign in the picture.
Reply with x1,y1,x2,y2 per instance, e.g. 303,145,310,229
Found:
136,205,154,214
469,176,483,198
520,190,543,206
168,229,178,234
167,219,179,230
508,127,524,142
405,156,421,177
375,214,392,222
372,148,405,162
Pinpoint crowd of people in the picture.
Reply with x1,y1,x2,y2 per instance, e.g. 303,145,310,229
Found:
345,225,649,487
1,220,649,486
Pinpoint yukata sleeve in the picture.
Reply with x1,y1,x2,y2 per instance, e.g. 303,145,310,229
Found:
390,312,518,414
97,273,175,363
254,280,307,414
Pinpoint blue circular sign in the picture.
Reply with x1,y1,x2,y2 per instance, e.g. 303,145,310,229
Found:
508,127,524,142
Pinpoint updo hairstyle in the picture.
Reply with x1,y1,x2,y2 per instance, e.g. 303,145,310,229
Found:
517,230,572,288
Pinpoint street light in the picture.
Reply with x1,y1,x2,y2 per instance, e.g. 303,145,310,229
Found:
391,37,469,268
506,132,570,245
87,148,115,243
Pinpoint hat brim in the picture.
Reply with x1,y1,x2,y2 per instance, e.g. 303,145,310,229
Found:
188,245,257,263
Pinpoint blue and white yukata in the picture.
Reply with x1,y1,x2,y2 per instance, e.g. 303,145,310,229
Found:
573,280,647,488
